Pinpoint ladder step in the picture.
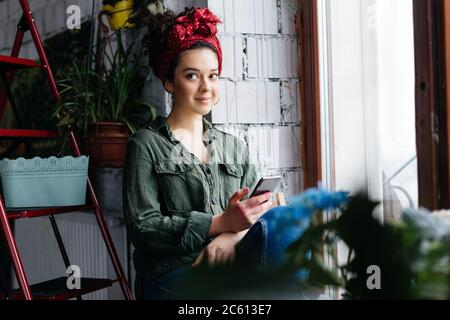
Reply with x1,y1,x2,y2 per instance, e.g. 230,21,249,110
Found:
4,277,114,300
7,204,97,220
0,129,61,139
0,55,41,70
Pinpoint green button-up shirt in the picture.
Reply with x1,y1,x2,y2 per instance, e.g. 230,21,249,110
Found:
123,116,260,279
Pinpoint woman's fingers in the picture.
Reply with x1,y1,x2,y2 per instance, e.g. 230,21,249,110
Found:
241,192,272,209
206,248,216,267
228,187,250,205
247,199,274,219
193,248,218,268
194,246,237,268
215,250,226,266
192,249,205,268
216,250,235,266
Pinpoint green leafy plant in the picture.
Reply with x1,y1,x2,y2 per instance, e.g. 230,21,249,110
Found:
55,31,157,135
287,194,450,299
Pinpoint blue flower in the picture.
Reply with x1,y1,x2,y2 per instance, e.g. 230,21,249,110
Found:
287,188,349,212
257,188,349,278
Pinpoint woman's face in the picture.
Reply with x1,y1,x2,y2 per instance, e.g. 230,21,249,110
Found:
165,48,220,116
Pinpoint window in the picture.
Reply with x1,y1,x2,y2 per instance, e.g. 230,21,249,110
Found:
319,0,417,221
301,0,450,215
299,0,450,300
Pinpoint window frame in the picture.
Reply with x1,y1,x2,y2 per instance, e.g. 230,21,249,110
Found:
297,0,322,190
413,0,449,210
299,0,450,210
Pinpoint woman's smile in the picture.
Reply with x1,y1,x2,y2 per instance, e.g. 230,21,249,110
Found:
195,97,212,103
165,48,220,116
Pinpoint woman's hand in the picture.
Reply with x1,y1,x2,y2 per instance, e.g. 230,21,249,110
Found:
192,231,247,268
208,187,273,237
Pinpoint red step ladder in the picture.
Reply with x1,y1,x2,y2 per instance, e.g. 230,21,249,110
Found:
0,0,133,300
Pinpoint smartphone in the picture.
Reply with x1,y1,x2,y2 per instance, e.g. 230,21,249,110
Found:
250,176,282,198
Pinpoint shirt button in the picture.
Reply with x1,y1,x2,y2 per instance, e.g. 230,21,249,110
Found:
211,196,218,204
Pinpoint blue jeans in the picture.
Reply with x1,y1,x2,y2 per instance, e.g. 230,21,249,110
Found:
135,265,191,300
135,207,310,300
235,207,311,279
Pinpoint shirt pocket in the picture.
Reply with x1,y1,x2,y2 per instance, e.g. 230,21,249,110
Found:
218,163,244,209
154,161,202,212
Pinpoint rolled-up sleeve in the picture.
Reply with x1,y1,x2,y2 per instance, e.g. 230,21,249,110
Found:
123,135,212,254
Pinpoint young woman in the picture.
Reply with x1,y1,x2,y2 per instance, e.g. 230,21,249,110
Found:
123,7,273,300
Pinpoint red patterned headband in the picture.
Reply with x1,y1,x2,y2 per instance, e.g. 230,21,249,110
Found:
156,8,223,84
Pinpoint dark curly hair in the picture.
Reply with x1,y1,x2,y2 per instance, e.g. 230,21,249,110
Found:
133,6,218,83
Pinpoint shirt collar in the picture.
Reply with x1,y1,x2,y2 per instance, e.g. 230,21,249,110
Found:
149,115,218,144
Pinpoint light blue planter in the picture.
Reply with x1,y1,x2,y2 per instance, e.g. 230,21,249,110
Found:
0,156,89,208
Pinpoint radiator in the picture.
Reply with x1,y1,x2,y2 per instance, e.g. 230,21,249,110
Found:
12,212,128,300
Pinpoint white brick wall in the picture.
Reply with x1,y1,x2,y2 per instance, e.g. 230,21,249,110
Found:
210,0,279,35
209,0,302,197
281,0,299,35
246,36,298,79
281,79,301,123
218,34,244,79
246,126,301,169
283,170,303,196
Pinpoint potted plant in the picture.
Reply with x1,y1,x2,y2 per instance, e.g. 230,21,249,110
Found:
102,0,136,30
55,31,157,167
286,193,450,299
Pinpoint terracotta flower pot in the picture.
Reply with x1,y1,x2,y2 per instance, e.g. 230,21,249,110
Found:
83,122,130,168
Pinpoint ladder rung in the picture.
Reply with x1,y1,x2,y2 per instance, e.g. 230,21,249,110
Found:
7,204,97,220
0,55,41,70
4,277,114,300
0,129,61,138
